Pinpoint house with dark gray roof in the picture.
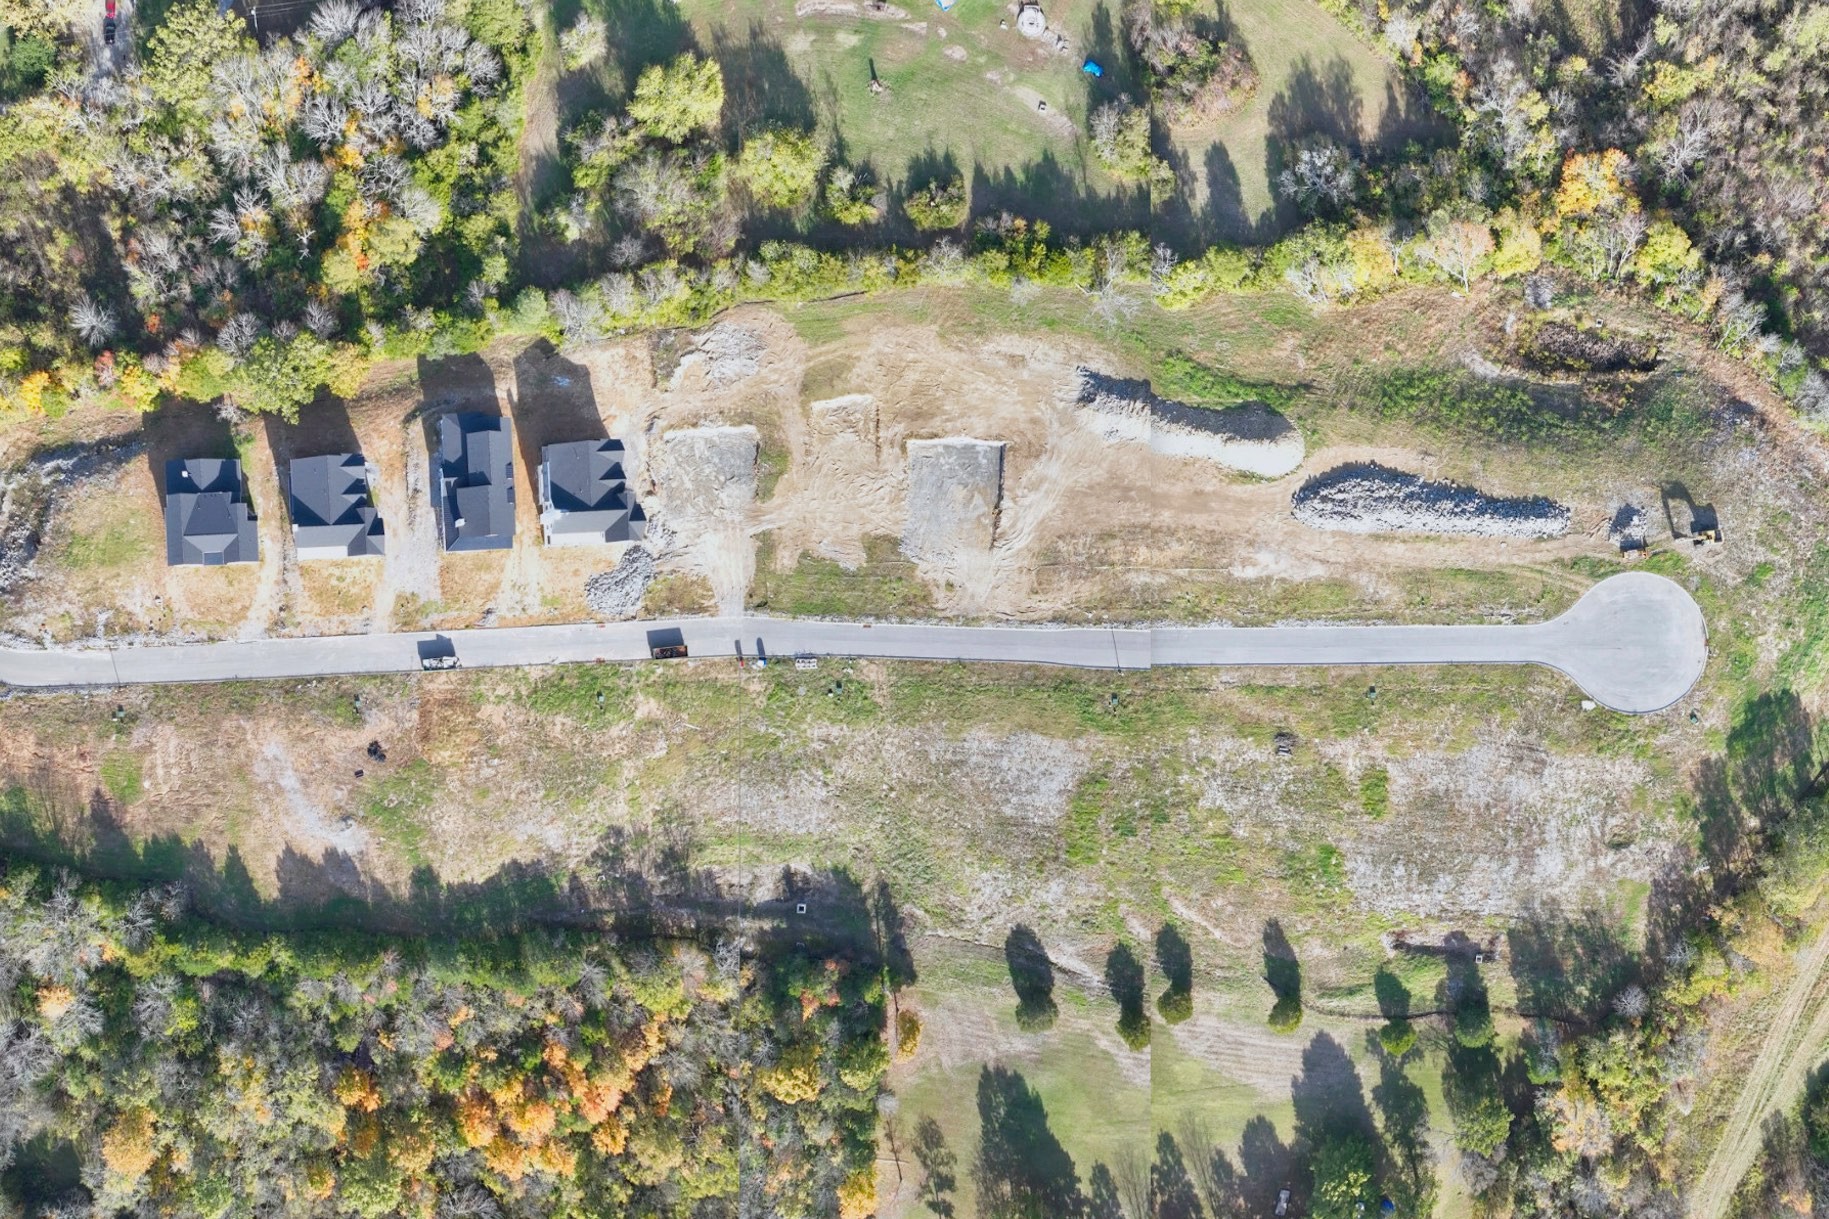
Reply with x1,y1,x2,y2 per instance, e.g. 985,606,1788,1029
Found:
164,458,259,567
289,454,384,560
538,438,647,547
434,413,515,551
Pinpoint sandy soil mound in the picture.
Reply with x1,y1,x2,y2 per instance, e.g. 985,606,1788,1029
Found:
1291,462,1570,538
1070,369,1305,478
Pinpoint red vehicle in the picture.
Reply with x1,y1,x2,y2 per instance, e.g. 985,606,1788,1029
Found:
103,0,117,44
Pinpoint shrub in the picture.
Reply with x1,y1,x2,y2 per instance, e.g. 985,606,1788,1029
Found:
1015,994,1058,1032
1154,246,1256,308
904,175,969,231
1117,1006,1152,1050
558,13,607,71
895,1009,923,1060
824,165,882,226
628,53,725,142
1378,1019,1417,1057
1156,985,1193,1024
1268,993,1303,1032
1089,96,1172,185
735,128,826,211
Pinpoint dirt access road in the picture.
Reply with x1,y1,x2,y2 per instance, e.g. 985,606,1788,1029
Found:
0,573,1705,712
1688,920,1829,1217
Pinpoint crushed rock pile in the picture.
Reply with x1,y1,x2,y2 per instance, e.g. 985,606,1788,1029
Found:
0,439,143,594
1292,463,1570,538
583,545,657,618
1608,503,1648,551
1070,369,1305,478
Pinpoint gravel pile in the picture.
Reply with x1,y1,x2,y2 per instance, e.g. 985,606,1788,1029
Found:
1292,463,1571,538
583,545,656,618
1608,503,1648,551
1070,369,1305,477
0,439,143,594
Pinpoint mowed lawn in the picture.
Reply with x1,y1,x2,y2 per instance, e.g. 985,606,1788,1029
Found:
571,0,1427,242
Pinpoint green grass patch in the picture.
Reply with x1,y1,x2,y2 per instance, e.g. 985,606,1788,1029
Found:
1359,766,1390,819
1154,351,1299,408
99,753,144,806
886,669,1203,741
360,760,440,867
748,534,935,619
510,663,634,725
1064,772,1109,866
60,519,152,571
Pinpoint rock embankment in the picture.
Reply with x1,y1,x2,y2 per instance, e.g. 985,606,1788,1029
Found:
1292,463,1570,538
584,545,656,617
1071,369,1305,478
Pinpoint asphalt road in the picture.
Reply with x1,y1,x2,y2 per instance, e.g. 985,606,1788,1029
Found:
0,572,1707,714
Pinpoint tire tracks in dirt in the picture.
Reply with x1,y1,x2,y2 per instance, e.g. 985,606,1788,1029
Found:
1688,918,1829,1218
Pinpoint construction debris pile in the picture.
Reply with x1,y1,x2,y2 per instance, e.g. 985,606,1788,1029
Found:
583,544,657,618
1292,463,1571,538
1070,368,1305,478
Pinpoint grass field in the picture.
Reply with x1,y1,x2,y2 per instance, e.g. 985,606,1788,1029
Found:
539,0,1423,244
1156,0,1435,244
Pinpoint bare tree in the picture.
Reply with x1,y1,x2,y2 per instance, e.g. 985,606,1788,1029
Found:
1275,135,1357,214
70,296,117,348
1113,1145,1152,1219
1417,213,1496,291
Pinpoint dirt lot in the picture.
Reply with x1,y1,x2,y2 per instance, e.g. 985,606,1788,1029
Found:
2,291,1674,642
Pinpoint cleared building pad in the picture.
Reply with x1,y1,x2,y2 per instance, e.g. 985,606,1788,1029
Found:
902,438,1005,564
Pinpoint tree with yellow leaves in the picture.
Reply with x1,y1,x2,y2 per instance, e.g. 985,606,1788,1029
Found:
1554,149,1638,221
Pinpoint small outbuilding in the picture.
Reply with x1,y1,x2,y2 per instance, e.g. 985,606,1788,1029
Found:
164,458,259,567
539,438,647,547
289,454,385,559
434,413,515,552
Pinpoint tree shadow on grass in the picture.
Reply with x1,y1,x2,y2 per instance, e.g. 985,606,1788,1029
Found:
1506,903,1640,1027
0,762,895,967
710,20,817,137
1153,1130,1208,1219
1105,940,1150,1048
1157,921,1194,1022
912,1116,958,1218
1005,923,1059,1030
1291,1031,1377,1148
971,1065,1086,1217
1236,1114,1297,1217
972,152,1151,242
600,0,696,96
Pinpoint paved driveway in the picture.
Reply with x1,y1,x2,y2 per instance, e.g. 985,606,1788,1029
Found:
0,572,1706,714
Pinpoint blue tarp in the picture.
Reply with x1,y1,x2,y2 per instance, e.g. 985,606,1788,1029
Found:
1081,59,1104,76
